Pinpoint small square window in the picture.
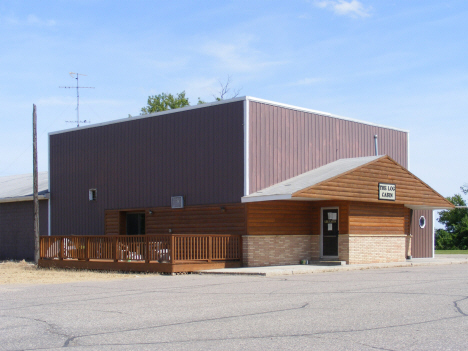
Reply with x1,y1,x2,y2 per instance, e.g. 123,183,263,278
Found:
89,189,97,201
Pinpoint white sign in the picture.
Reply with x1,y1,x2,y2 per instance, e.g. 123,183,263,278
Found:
378,183,396,201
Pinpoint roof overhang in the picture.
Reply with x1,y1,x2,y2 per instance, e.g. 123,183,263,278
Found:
242,155,454,210
0,193,49,204
241,194,329,203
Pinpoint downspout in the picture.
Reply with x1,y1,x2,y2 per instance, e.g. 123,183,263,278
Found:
408,209,413,259
374,135,378,156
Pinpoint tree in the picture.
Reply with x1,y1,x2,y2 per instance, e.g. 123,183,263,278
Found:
140,91,190,114
137,76,241,115
213,75,241,101
435,188,468,250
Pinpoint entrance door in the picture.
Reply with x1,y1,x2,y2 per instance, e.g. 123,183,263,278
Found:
322,208,339,257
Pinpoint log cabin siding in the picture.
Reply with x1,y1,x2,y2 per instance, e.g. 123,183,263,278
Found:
348,202,408,235
294,156,452,208
246,201,313,235
249,101,409,194
105,210,119,235
245,200,350,236
50,101,245,236
105,203,246,236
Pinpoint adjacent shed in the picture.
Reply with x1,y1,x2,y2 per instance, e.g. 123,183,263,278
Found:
0,172,49,261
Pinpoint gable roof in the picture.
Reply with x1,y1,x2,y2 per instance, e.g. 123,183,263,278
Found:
242,156,453,210
0,172,49,203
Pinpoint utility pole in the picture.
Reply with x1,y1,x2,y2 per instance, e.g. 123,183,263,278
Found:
33,104,39,264
60,72,94,127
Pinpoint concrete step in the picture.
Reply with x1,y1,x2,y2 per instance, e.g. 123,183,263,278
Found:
307,260,347,266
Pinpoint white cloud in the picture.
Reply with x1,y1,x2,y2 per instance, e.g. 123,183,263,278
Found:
291,78,322,86
200,38,286,73
37,96,129,107
315,0,371,18
3,14,56,26
26,14,56,26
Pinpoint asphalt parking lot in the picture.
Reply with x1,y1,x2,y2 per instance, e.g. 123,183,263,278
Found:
1,264,467,351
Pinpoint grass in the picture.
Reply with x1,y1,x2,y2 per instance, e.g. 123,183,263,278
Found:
0,260,149,285
435,250,468,255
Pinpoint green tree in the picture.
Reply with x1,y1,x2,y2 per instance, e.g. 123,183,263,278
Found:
140,91,190,114
435,189,468,250
138,76,241,115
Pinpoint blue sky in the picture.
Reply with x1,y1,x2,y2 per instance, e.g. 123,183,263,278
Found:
1,0,467,204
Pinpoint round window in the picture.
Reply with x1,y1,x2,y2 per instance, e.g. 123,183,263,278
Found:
419,216,426,229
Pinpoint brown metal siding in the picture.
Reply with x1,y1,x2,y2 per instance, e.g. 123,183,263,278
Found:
0,200,48,261
411,209,433,258
249,101,408,193
50,101,245,236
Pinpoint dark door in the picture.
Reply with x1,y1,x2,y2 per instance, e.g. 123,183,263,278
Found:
322,209,339,256
126,213,145,235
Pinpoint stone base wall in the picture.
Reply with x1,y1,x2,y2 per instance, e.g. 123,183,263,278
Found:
242,235,319,267
345,234,407,264
338,235,349,263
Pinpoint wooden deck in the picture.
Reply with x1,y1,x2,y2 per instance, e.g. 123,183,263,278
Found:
38,234,242,273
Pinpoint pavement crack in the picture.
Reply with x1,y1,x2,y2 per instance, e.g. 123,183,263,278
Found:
453,296,468,316
50,302,310,345
0,314,74,347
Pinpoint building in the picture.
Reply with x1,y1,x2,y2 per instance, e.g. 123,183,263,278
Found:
0,172,49,261
42,96,453,270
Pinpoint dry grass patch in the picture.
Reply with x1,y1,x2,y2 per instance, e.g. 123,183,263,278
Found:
0,260,148,285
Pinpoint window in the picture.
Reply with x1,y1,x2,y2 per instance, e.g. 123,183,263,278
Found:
419,216,426,229
126,212,145,235
89,189,97,201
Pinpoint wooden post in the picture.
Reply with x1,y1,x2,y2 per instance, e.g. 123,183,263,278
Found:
239,235,243,263
114,236,118,262
145,235,149,264
208,236,212,263
59,237,63,260
170,235,174,264
33,104,40,264
86,237,90,261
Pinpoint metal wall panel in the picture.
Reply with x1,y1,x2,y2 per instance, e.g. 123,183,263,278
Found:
249,101,409,193
411,209,434,258
0,200,48,261
49,102,245,236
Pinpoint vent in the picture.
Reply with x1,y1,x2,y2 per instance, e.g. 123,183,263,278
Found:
89,189,97,201
171,196,184,209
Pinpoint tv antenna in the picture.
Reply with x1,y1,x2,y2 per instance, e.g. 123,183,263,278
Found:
60,72,95,127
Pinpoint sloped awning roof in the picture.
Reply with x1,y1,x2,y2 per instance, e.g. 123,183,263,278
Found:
0,172,49,203
242,156,454,210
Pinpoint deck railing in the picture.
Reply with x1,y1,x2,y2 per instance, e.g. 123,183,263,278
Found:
40,234,241,264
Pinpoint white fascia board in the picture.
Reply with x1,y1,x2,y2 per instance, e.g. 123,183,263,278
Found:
49,95,408,136
244,98,250,196
432,210,435,258
48,133,51,236
404,204,454,210
0,194,49,204
246,96,409,133
241,194,327,203
241,194,292,203
407,132,410,171
49,96,248,136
